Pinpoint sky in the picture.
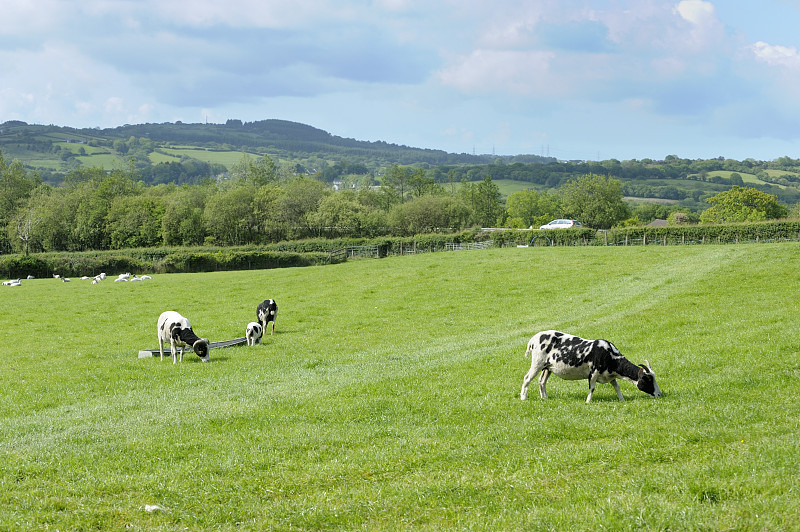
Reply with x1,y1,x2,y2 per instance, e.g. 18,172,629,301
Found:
3,0,800,161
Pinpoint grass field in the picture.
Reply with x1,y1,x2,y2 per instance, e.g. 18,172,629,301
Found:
156,147,262,167
491,179,540,197
1,244,798,530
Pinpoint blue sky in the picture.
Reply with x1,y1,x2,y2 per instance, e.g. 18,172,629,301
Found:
2,0,800,161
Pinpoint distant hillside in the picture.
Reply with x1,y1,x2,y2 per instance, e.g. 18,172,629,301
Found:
3,119,800,208
0,119,553,180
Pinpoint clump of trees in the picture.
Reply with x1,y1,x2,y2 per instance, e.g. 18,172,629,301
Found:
700,186,788,223
1,149,793,256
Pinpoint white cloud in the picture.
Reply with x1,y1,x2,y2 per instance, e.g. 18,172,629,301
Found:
675,0,716,26
0,0,66,37
438,49,556,96
752,41,800,68
149,0,355,29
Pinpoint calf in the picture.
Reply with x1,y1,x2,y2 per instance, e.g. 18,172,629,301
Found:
520,330,661,403
246,322,263,346
157,311,210,363
256,299,278,335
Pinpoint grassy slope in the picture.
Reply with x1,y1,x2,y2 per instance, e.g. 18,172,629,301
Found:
0,244,798,530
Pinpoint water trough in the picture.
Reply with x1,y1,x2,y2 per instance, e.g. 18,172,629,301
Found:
138,337,248,358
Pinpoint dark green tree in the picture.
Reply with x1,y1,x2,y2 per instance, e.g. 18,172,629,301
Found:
561,173,629,229
461,176,503,227
505,188,561,228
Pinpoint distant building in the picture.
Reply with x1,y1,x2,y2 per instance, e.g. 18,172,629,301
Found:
647,219,668,227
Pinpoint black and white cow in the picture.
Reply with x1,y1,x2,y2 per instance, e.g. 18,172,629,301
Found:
246,321,263,346
521,330,661,403
157,311,210,363
256,299,278,335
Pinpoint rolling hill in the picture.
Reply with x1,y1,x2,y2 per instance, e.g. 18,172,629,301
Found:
2,119,800,207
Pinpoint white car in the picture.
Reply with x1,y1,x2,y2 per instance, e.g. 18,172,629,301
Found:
539,219,582,230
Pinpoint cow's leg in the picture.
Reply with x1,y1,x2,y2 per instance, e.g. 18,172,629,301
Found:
538,368,551,399
611,379,625,401
586,371,599,403
521,359,547,400
159,338,165,361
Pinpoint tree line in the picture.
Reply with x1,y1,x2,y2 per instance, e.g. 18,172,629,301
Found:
1,150,791,256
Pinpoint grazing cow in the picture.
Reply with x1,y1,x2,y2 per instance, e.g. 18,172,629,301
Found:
157,311,210,363
246,322,264,346
256,299,278,335
521,330,661,403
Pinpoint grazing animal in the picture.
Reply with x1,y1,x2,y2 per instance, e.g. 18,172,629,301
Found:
157,311,210,363
3,279,20,286
256,299,278,335
520,330,661,403
246,322,264,345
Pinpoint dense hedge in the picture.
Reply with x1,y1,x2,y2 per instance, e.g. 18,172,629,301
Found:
490,228,598,247
605,221,800,245
157,250,334,273
3,222,798,279
489,221,800,247
0,248,338,278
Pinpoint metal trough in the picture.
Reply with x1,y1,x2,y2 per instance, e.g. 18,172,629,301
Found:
138,337,248,358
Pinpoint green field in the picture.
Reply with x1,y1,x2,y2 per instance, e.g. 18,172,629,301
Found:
156,146,262,167
492,179,540,197
1,244,798,529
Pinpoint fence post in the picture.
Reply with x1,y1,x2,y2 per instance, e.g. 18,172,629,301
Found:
643,231,647,246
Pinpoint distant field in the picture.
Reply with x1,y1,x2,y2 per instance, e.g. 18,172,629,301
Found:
624,196,679,204
1,244,798,529
53,143,109,156
698,170,787,189
485,179,540,197
158,146,261,167
76,153,126,170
